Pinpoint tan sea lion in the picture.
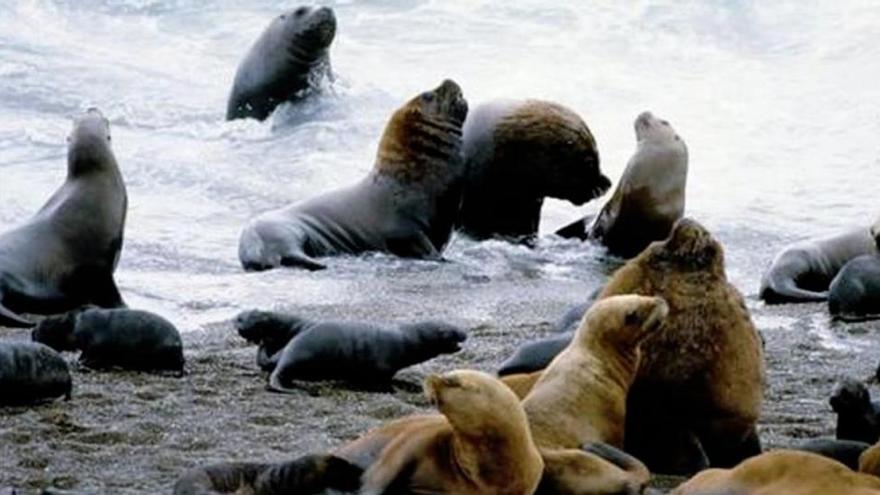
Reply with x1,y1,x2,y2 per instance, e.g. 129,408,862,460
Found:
238,79,468,271
458,99,610,243
860,441,880,477
523,295,669,449
355,370,544,495
598,218,765,474
672,450,880,494
556,111,688,258
0,108,127,328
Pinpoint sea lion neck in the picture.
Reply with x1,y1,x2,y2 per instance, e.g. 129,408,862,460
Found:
67,138,118,179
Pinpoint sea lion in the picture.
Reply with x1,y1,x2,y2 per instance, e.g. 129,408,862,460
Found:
555,111,688,258
234,309,311,371
0,109,127,328
671,450,880,495
238,79,468,271
760,221,879,304
31,308,185,374
829,254,880,321
598,217,765,474
357,370,544,495
795,438,871,471
860,441,880,477
523,295,669,449
226,6,336,121
497,332,572,377
265,318,466,391
173,454,362,495
830,378,880,444
457,99,610,243
0,341,72,405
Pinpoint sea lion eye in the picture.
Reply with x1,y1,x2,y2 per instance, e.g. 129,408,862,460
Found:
661,120,670,126
295,7,308,17
624,311,640,326
421,92,435,103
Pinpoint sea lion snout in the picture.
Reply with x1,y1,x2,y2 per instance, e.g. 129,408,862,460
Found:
284,5,336,50
435,79,468,124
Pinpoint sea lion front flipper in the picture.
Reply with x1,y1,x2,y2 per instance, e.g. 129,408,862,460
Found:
279,251,327,271
0,300,34,328
89,275,126,309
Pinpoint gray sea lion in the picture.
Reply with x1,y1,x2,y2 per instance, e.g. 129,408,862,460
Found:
457,99,610,243
31,308,184,374
497,333,571,377
226,6,336,121
266,318,466,391
235,310,311,371
173,454,362,495
0,109,127,328
0,341,72,405
760,223,878,304
829,254,880,321
830,378,880,444
795,438,871,471
238,79,468,271
556,112,688,258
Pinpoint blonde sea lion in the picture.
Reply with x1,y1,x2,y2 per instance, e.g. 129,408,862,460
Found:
523,295,669,449
672,450,880,495
556,111,687,258
238,79,468,271
355,369,544,495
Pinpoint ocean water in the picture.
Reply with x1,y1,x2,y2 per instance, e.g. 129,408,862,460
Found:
1,0,879,333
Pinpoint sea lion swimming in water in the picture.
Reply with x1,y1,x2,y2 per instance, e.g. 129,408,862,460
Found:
238,79,468,271
226,6,336,121
0,108,127,328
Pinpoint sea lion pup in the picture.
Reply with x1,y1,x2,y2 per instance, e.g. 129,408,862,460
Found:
671,450,880,495
356,370,544,495
31,308,185,374
523,295,669,449
760,218,879,304
795,438,871,471
0,109,127,328
830,378,880,444
266,319,466,391
457,99,610,243
172,454,362,495
597,218,765,474
0,342,72,405
226,6,336,121
555,112,688,258
829,229,880,318
234,310,311,371
238,79,468,271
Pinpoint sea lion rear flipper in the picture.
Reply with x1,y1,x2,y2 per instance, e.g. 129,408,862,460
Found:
0,302,34,328
266,371,304,395
554,217,589,240
280,252,327,271
582,442,650,482
762,279,828,303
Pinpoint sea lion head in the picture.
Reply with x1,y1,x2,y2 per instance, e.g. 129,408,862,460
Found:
276,5,336,58
579,295,668,350
234,310,309,344
425,369,525,434
496,101,610,205
403,321,467,355
68,108,115,176
648,217,724,273
634,111,683,144
830,378,872,415
375,79,468,183
31,312,79,352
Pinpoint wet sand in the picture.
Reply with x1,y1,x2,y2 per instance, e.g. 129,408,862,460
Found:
2,276,880,494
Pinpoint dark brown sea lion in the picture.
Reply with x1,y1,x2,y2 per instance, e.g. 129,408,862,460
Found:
226,6,336,121
458,99,610,243
238,79,468,271
556,112,688,258
0,108,127,328
598,218,765,475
